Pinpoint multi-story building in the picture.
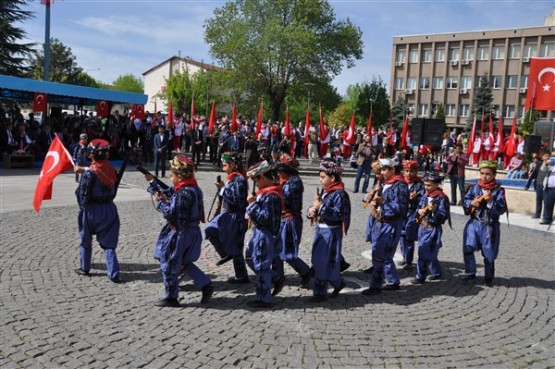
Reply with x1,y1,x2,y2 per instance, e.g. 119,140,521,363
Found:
143,56,220,114
390,10,554,130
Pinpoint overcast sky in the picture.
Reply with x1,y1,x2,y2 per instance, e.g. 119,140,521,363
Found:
20,0,554,96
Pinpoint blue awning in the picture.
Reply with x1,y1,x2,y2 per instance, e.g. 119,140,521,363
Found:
0,74,148,106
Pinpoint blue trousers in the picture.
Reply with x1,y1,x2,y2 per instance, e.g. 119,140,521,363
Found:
415,227,443,280
369,220,403,289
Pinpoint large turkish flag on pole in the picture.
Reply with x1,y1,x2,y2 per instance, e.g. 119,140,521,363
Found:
96,100,110,117
33,135,74,212
526,57,555,111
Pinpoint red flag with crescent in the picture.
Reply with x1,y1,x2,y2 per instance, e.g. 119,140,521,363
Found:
208,101,216,134
303,104,311,144
167,99,174,128
346,112,356,145
526,57,555,111
231,101,238,133
33,93,48,112
255,103,263,136
366,110,373,137
96,100,110,118
33,135,74,213
505,115,517,158
400,115,409,149
131,104,145,119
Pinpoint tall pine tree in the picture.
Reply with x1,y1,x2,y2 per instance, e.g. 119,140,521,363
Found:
469,75,493,130
0,0,35,77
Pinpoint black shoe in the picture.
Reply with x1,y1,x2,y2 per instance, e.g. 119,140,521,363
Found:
308,295,327,303
402,263,414,271
531,215,540,219
154,298,180,307
272,277,285,296
110,276,124,284
299,272,311,287
459,273,476,281
410,278,425,285
201,283,214,303
361,288,381,296
246,300,272,308
353,190,359,193
216,255,233,266
75,268,90,276
540,220,552,225
227,276,250,284
340,260,351,273
450,201,456,205
382,284,400,291
428,274,443,281
483,279,493,287
363,266,374,274
331,280,346,297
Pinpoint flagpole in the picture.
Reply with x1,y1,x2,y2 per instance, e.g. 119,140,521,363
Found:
43,1,51,81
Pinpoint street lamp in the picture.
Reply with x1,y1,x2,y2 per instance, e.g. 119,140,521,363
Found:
86,68,101,73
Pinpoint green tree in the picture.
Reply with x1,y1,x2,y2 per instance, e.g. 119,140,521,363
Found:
469,75,494,129
28,38,83,83
74,72,100,88
327,102,353,128
351,78,390,128
391,96,405,129
520,108,540,136
204,0,363,121
435,103,445,120
111,74,144,93
0,0,35,77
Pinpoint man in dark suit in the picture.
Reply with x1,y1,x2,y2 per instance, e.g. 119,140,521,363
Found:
191,121,203,166
153,125,170,177
142,122,155,164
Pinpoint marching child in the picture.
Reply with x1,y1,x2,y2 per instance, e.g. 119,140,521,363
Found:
460,160,507,286
411,172,450,284
307,158,351,302
73,133,90,182
245,161,284,308
145,155,213,307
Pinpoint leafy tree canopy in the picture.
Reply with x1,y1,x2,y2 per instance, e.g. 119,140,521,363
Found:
111,74,144,94
0,0,35,77
204,0,363,121
344,77,390,128
29,38,83,84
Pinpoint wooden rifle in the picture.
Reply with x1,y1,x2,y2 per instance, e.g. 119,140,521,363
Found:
207,175,222,221
416,198,438,224
469,191,489,217
247,178,256,230
369,185,384,221
363,184,380,209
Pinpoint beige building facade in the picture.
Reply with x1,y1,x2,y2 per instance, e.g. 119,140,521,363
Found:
390,19,554,130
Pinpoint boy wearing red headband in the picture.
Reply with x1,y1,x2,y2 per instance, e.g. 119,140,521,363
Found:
399,160,424,270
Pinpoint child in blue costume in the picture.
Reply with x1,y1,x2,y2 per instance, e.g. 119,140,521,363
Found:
73,133,90,183
362,157,409,296
460,160,507,287
411,171,450,284
399,160,425,270
245,160,284,308
146,154,213,307
205,152,250,284
307,158,351,302
74,139,122,283
362,160,383,274
276,153,311,287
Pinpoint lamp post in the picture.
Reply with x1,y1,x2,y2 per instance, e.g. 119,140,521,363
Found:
86,68,101,73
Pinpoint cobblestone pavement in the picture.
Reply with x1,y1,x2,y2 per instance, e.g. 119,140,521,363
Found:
1,168,554,369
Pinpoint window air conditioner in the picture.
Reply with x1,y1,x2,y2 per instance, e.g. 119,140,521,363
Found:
459,88,468,94
523,57,530,63
405,89,413,95
395,61,403,66
450,60,459,66
519,87,527,93
461,59,470,65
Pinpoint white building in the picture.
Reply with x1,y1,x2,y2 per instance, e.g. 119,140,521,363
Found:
142,56,219,113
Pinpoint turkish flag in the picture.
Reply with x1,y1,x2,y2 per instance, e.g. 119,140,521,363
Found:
96,100,110,117
255,103,263,136
167,99,174,128
526,57,555,111
208,100,216,134
33,93,48,112
400,115,409,149
346,112,356,145
131,104,145,119
33,135,74,212
231,101,238,133
366,110,373,137
303,105,310,144
467,114,477,155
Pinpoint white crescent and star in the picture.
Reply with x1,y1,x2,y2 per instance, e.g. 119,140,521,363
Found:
35,94,44,104
538,67,555,92
40,151,60,178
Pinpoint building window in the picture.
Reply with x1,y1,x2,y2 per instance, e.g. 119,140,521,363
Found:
460,76,472,89
395,78,404,90
421,49,432,63
504,105,515,118
445,104,456,117
491,75,502,89
510,43,521,59
492,45,505,60
435,48,445,62
407,77,417,90
432,77,444,89
524,44,537,58
450,47,460,61
446,77,458,89
409,49,419,63
418,104,428,117
462,47,474,61
520,75,528,88
477,46,489,60
459,104,470,117
396,49,406,63
506,75,518,89
420,77,430,89
407,104,415,116
540,42,555,57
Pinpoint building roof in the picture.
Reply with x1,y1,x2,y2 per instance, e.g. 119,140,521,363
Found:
0,74,148,106
142,56,223,76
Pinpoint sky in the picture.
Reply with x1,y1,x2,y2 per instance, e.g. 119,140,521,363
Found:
19,0,554,97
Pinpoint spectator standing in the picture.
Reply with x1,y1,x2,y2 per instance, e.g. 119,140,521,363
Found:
445,143,470,205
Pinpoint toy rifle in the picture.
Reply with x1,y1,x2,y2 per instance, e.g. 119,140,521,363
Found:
247,178,256,229
363,184,381,209
468,191,488,217
310,187,323,226
416,198,438,224
369,185,384,221
137,165,170,201
207,175,222,221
